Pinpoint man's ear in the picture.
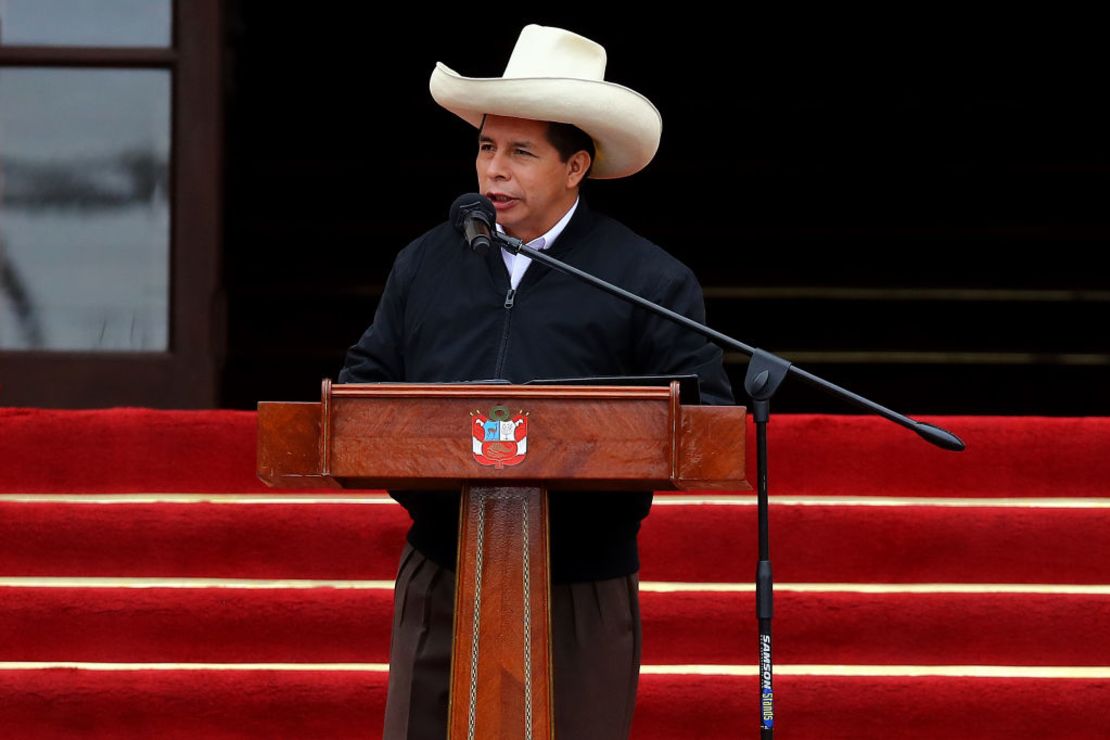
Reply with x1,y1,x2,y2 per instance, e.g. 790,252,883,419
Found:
566,150,592,188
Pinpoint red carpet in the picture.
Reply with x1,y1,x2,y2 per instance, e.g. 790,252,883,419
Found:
2,408,1109,737
2,671,1107,739
3,587,1109,666
6,500,1110,583
4,407,1110,496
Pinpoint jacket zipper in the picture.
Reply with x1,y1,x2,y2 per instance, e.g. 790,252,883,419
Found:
493,287,516,378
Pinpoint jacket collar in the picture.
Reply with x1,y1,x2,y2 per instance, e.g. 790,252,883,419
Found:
484,197,596,291
548,196,594,257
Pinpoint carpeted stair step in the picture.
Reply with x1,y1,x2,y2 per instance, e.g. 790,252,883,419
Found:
3,586,1109,667
0,668,1106,739
4,499,1110,584
5,409,1110,498
5,409,1110,738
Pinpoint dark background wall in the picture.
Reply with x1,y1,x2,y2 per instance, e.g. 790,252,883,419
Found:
221,7,1108,415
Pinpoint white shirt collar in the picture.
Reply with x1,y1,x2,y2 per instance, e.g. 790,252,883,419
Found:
495,196,579,251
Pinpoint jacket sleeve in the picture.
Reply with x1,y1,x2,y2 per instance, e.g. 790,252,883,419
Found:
337,247,414,383
633,267,735,406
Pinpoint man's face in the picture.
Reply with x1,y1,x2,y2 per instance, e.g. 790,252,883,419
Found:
476,114,588,243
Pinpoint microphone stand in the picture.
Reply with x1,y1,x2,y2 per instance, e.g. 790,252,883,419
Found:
492,232,965,738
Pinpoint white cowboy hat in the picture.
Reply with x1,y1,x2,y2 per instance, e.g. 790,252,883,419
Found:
428,24,662,179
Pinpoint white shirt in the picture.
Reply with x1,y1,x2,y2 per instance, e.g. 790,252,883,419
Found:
496,197,580,290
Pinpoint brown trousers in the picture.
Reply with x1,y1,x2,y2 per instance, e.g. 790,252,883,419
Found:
383,543,641,740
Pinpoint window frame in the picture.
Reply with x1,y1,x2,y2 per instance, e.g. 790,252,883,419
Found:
0,0,223,408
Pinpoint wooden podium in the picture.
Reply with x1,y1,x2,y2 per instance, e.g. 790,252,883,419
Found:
257,380,748,739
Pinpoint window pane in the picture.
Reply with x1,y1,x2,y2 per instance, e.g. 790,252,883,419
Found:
0,68,170,351
0,0,172,47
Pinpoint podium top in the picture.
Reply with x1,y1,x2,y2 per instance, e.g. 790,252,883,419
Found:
257,379,749,492
526,374,701,404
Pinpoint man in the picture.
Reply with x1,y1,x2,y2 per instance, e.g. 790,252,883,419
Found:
339,24,733,739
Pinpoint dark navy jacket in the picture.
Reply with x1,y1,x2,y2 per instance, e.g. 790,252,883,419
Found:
339,200,733,582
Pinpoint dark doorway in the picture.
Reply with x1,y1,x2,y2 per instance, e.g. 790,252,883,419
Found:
222,8,1109,415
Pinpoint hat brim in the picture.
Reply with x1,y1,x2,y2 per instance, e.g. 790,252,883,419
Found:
429,62,662,180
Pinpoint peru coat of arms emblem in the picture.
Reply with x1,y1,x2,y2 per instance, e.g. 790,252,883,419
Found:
471,404,528,468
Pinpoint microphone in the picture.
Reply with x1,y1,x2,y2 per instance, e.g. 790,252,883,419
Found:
449,193,496,256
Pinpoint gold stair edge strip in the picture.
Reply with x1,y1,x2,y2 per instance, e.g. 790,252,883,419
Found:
2,493,1110,508
2,577,1109,595
0,494,398,504
642,665,1110,679
0,577,396,589
1,662,1108,679
654,495,1110,508
641,582,1110,595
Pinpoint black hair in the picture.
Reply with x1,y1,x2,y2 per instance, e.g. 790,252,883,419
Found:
544,121,595,180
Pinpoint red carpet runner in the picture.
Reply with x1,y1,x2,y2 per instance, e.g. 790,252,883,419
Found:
2,408,1109,738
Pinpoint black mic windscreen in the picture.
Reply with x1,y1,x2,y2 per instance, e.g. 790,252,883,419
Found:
449,192,495,231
